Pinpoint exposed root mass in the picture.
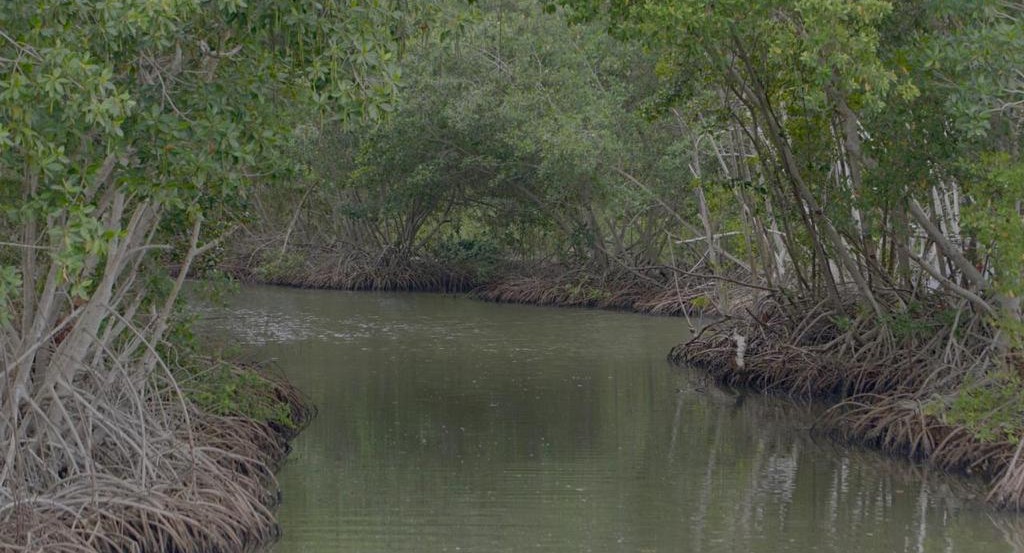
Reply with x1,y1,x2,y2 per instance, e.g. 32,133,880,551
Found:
229,245,1024,510
225,247,479,293
0,365,313,552
473,267,725,316
670,294,1024,508
227,244,753,317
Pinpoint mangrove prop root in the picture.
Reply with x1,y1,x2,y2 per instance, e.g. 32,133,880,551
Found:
226,243,760,318
0,366,314,552
670,294,1024,509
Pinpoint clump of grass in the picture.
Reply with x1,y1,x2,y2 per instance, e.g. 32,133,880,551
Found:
188,361,299,429
942,373,1024,444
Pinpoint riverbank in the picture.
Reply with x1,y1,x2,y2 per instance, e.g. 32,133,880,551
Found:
474,268,717,316
224,251,740,318
227,253,1024,509
210,283,1022,551
485,282,1024,509
2,360,314,552
671,294,1024,508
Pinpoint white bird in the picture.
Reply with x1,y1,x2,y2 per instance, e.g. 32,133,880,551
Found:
731,329,747,369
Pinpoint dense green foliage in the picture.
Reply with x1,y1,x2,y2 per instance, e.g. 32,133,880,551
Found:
0,0,437,549
235,0,1024,486
238,2,710,283
3,0,1024,542
242,0,1022,338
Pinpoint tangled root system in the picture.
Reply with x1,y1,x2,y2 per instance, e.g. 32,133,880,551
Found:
671,294,1024,508
0,366,313,552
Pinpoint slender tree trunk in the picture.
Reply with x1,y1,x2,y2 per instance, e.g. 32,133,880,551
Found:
736,62,882,316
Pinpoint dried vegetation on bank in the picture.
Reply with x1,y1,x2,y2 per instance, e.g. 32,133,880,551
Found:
671,293,1024,508
0,363,313,552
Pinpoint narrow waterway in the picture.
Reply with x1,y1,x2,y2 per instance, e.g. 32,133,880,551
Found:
199,285,1023,552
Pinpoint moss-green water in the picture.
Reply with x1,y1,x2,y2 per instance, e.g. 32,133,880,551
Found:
198,285,1024,553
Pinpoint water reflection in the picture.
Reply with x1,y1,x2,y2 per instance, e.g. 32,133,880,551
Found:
196,286,1023,552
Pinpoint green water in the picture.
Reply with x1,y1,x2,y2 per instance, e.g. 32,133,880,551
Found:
199,285,1024,552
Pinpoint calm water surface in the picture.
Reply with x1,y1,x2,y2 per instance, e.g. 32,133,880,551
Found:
198,285,1024,552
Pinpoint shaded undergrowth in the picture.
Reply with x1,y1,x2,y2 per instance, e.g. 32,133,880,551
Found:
228,245,749,318
472,265,726,316
227,247,481,293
